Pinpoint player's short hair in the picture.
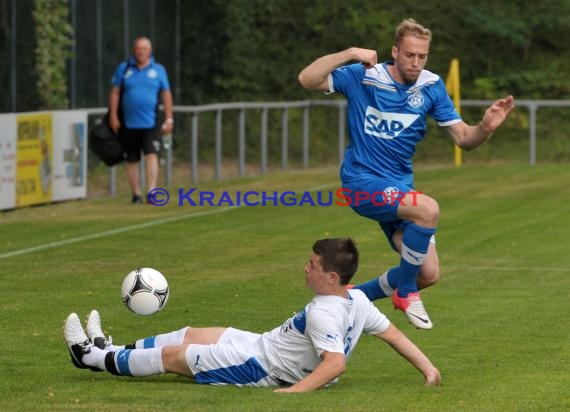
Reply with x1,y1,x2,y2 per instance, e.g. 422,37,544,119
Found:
313,238,359,285
394,18,432,47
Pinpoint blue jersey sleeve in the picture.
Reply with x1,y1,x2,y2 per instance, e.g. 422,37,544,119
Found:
330,64,366,98
429,79,461,125
156,64,171,91
111,62,128,87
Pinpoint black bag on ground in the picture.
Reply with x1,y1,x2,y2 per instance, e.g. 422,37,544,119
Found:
89,113,126,167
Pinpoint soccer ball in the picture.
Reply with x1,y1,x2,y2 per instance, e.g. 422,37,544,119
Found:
121,268,169,315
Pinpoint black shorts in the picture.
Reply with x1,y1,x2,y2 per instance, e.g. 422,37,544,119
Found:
120,128,161,162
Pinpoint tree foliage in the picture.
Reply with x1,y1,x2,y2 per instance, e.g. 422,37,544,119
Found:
176,0,570,103
10,0,570,113
33,0,73,109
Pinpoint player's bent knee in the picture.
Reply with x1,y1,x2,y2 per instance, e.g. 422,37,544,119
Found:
400,195,440,227
420,198,440,226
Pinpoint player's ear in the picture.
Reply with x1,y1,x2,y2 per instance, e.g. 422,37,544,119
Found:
329,271,341,285
391,45,398,60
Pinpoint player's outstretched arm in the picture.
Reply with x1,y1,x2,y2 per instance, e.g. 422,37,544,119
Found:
298,47,378,91
274,351,345,393
446,95,515,150
375,323,441,386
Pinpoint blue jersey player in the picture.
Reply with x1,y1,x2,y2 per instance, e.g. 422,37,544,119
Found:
298,18,514,329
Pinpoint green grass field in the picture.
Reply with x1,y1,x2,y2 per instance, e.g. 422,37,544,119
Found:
1,163,568,411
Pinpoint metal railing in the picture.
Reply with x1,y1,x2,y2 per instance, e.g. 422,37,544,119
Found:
171,100,347,182
86,99,569,195
461,99,570,165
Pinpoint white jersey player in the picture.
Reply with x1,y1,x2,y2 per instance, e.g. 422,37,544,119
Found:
64,238,441,392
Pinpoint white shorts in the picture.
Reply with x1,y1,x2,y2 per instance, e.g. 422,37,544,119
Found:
185,327,282,387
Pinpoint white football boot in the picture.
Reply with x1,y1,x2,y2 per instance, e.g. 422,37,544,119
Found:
392,289,433,330
64,313,101,371
86,309,112,350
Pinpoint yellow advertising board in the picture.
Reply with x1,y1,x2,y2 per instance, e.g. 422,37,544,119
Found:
16,113,53,206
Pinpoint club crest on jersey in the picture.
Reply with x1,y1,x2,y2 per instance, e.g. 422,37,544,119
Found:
383,186,400,204
147,69,158,79
407,91,424,109
364,106,419,139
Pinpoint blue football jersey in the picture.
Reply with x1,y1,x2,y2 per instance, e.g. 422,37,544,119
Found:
112,56,171,129
330,62,461,187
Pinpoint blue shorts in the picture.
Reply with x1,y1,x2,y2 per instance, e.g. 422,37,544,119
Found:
341,175,417,251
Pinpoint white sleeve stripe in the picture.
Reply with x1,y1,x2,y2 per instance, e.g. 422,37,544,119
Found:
401,242,427,265
325,73,335,94
437,118,462,126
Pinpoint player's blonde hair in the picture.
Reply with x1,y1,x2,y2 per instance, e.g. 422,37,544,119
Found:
394,18,432,47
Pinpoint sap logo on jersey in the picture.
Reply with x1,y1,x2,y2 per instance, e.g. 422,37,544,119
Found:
364,106,419,139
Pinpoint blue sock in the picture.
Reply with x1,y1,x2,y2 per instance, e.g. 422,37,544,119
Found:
396,223,435,297
353,277,387,300
387,267,400,289
353,270,400,301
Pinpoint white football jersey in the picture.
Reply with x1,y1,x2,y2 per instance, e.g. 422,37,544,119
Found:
258,289,390,384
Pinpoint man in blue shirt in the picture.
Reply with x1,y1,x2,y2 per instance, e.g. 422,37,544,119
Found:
109,36,174,204
298,18,514,329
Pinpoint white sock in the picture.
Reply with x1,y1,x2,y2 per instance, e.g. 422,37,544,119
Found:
378,271,395,296
83,346,166,377
83,346,108,370
134,327,188,349
117,347,165,376
107,343,125,351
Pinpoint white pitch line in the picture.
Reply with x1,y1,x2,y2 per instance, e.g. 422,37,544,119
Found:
3,181,566,276
0,182,340,260
0,206,239,260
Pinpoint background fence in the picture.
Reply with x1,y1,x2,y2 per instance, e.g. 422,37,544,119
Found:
0,0,181,113
3,1,568,198
85,99,570,195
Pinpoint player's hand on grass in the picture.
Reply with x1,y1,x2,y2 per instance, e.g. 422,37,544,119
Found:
424,367,442,386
